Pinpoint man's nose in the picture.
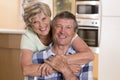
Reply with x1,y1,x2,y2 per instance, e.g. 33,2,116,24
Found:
60,27,65,33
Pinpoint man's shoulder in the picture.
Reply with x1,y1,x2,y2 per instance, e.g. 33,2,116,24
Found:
32,45,53,61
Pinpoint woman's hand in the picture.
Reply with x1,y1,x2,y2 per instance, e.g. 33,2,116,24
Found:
37,63,56,76
69,64,81,75
45,55,69,73
45,55,81,75
45,55,78,80
62,55,81,75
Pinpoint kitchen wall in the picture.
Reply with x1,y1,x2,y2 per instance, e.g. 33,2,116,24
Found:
0,0,22,29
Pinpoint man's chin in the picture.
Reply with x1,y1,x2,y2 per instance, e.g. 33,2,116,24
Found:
58,42,67,46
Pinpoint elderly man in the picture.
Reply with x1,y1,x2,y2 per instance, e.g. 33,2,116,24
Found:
32,11,93,80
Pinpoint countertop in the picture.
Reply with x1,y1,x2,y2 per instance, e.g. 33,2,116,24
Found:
90,47,100,54
0,29,25,34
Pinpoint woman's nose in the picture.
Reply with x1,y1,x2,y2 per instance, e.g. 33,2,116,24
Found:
39,21,45,27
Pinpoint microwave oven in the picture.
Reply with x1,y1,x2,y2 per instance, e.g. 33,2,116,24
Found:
76,1,100,19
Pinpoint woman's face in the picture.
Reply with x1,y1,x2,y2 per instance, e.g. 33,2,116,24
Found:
30,12,51,37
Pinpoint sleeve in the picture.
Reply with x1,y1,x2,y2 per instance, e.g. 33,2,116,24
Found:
20,33,36,52
71,33,78,43
79,62,93,80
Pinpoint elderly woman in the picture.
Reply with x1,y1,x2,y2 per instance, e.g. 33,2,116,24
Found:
20,0,94,78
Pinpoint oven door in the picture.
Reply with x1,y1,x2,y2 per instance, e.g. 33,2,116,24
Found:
77,26,99,47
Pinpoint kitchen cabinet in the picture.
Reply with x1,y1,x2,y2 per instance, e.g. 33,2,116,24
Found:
102,0,120,16
100,0,120,79
93,53,98,80
0,34,24,80
53,0,75,17
99,17,120,80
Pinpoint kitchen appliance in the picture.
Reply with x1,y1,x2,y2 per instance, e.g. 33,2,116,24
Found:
76,0,101,50
76,0,101,27
76,0,100,19
77,21,100,47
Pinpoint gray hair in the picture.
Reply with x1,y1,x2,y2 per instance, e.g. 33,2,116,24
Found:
23,1,51,27
51,11,78,32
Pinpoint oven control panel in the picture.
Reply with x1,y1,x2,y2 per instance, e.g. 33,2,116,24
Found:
77,18,100,27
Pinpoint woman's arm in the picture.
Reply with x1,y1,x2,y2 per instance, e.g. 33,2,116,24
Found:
66,36,94,65
20,49,55,76
20,49,41,76
45,55,78,80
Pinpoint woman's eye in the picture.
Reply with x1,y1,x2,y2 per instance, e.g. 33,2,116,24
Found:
32,21,39,24
42,17,47,21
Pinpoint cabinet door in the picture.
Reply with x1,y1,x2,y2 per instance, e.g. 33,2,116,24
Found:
99,17,120,80
93,53,98,80
53,0,75,17
102,0,120,16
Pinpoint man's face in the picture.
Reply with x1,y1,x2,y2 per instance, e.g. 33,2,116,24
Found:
52,18,75,46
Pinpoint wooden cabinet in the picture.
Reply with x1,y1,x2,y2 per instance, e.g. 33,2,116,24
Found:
0,48,24,80
0,34,24,80
93,53,98,80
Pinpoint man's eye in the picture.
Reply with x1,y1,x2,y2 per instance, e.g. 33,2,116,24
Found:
66,26,72,29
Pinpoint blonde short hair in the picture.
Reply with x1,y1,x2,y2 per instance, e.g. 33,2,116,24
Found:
23,1,51,27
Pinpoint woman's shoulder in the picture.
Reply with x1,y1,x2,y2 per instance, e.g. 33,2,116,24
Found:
20,27,39,52
23,27,37,38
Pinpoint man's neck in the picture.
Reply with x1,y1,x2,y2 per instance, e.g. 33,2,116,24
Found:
52,44,70,55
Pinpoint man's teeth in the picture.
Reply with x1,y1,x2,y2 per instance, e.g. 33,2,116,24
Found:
59,35,66,38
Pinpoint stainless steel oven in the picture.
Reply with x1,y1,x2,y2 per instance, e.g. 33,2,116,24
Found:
76,1,100,19
77,26,99,47
76,0,101,53
77,19,100,47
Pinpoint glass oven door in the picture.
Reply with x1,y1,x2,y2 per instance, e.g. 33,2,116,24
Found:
77,27,99,47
